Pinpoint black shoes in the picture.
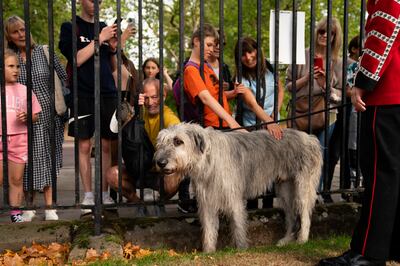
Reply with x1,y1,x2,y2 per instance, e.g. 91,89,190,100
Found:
318,250,385,266
322,194,334,203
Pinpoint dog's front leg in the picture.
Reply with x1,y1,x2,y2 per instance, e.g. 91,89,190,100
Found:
199,204,219,253
229,199,249,249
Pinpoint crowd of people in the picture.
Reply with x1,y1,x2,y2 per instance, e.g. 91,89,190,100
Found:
2,0,399,264
0,0,360,220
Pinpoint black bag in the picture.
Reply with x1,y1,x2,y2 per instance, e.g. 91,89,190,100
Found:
121,119,155,178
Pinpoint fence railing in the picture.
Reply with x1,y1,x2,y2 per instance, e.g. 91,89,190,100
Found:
1,0,366,234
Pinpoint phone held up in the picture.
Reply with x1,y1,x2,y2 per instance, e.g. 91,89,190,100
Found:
314,57,323,70
126,18,136,29
113,17,136,29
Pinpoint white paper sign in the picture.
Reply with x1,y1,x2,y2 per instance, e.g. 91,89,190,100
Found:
269,10,305,65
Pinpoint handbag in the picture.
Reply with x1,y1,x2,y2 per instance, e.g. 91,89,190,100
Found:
122,115,154,179
287,93,326,132
42,45,67,116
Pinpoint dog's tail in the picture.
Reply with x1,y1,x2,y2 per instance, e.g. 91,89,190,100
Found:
294,133,322,217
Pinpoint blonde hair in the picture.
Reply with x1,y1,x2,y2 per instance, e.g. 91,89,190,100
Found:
315,17,342,61
4,48,17,61
4,15,36,52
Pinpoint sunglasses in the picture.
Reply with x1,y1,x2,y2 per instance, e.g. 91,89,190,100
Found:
317,29,335,37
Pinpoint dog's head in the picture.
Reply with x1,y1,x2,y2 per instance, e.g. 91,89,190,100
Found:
154,123,207,176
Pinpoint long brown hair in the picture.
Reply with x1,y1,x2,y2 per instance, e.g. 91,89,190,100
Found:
142,57,160,79
234,37,267,81
4,15,36,52
122,53,138,97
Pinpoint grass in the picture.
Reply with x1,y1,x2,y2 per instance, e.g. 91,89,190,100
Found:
88,235,351,266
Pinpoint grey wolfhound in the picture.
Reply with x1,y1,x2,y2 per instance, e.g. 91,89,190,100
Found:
154,123,322,252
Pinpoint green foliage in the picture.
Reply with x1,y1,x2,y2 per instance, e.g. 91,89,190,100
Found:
3,0,363,118
4,0,70,50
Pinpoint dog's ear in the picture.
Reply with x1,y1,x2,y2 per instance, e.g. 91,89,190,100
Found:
190,131,206,154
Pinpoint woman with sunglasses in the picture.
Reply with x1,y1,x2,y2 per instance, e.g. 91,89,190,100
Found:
285,17,345,202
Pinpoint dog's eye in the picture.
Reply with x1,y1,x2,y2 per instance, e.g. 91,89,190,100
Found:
173,137,184,146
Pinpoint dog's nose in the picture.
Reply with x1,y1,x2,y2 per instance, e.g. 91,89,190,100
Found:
157,159,168,169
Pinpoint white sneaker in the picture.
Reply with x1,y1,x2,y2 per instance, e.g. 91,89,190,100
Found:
102,194,115,205
81,195,95,214
45,209,59,221
81,195,95,206
143,189,160,202
22,210,36,222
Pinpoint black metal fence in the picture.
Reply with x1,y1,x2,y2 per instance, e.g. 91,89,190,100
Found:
1,0,366,234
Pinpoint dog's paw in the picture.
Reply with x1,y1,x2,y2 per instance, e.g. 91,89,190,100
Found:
276,236,294,247
203,247,216,253
296,236,309,245
236,242,249,250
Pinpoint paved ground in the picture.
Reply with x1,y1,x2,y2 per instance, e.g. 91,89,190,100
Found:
0,138,344,224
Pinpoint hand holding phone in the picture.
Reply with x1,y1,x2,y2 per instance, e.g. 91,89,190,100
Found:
127,18,136,29
314,57,323,70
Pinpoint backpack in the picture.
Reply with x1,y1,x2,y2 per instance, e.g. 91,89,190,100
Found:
121,118,155,179
172,61,202,123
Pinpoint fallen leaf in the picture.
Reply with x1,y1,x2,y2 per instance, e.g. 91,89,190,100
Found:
4,253,24,266
168,249,179,257
85,248,99,261
71,259,87,266
135,248,152,259
100,251,111,260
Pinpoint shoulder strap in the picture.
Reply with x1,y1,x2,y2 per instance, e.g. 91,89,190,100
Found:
42,45,50,65
260,76,266,106
265,59,274,73
185,61,200,70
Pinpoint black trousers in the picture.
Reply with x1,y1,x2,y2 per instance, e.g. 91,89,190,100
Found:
350,105,400,261
325,105,352,192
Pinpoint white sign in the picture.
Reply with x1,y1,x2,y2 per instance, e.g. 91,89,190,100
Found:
269,10,305,65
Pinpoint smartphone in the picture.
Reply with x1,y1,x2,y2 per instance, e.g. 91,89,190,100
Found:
314,57,323,70
113,18,122,25
127,17,136,29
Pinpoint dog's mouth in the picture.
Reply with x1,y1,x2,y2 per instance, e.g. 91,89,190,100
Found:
161,168,176,176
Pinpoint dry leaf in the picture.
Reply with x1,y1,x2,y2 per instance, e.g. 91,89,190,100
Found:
85,248,99,261
100,251,111,260
71,259,87,266
4,253,24,266
168,249,179,257
3,249,15,257
28,257,51,265
135,248,152,259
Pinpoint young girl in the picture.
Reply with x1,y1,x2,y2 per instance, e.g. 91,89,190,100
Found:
234,37,284,131
0,49,41,222
142,58,173,91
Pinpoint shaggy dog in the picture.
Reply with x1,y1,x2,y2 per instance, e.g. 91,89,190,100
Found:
154,123,322,252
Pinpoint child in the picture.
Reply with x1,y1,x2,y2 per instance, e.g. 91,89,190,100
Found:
183,23,241,129
0,49,41,222
183,23,282,140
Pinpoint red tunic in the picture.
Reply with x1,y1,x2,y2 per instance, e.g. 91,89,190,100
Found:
355,0,400,106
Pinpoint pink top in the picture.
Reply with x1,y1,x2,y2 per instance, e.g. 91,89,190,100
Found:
0,83,41,135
